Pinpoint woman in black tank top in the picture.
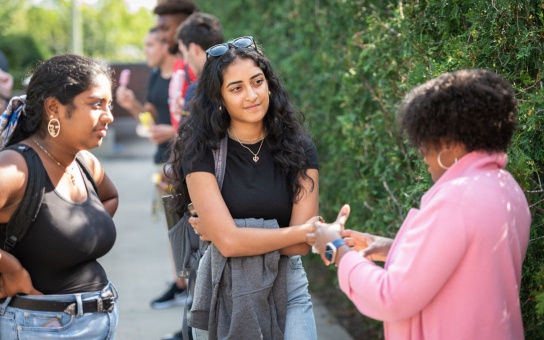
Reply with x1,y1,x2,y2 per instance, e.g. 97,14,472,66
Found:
0,54,119,339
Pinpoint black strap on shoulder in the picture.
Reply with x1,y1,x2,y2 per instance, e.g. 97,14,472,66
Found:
76,152,98,195
1,146,98,252
182,136,228,340
2,144,46,252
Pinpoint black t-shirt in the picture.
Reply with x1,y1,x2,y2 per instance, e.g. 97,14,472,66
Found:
182,136,318,227
146,68,171,164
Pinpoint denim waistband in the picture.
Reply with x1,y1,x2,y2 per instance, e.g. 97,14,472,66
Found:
0,281,118,317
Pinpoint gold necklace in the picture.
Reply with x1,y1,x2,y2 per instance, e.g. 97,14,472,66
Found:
229,128,265,163
32,138,76,185
227,130,265,144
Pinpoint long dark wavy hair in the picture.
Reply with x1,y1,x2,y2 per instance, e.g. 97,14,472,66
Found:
168,45,315,215
7,54,111,146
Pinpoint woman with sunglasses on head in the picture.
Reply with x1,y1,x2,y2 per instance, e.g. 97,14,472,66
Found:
0,54,118,339
310,69,531,339
168,36,319,339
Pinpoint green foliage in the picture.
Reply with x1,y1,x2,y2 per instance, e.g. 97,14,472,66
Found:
0,0,18,33
80,0,154,61
200,0,544,338
0,33,49,90
0,0,153,90
1,0,543,338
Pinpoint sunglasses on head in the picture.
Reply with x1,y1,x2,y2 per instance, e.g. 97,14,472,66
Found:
205,36,256,59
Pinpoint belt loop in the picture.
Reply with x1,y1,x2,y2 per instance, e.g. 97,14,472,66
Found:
107,282,119,300
75,294,83,317
100,281,111,295
0,296,12,316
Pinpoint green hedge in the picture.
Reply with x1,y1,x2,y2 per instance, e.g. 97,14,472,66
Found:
199,0,544,338
0,33,49,91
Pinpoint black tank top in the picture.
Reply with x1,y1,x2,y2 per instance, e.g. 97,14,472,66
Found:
8,157,117,294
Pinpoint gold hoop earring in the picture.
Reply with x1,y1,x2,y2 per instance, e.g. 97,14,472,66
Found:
437,150,457,170
48,117,60,138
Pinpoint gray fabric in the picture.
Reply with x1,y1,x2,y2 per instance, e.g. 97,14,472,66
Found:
166,136,227,279
189,218,288,340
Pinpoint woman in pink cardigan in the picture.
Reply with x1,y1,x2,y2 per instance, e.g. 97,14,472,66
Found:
310,69,531,339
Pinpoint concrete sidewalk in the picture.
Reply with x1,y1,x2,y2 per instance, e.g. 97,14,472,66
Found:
95,135,353,340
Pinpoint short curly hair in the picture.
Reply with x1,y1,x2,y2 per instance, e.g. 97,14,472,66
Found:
398,69,518,153
153,0,198,16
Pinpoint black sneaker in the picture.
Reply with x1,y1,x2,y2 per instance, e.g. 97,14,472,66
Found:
150,282,190,309
161,329,184,340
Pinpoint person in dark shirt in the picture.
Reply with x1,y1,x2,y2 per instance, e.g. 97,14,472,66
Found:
154,0,198,133
115,27,175,164
168,36,320,339
115,27,191,323
161,12,224,340
176,12,224,113
0,54,119,339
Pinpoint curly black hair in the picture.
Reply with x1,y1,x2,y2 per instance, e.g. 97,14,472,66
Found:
7,54,111,146
167,43,315,214
153,0,198,16
398,69,517,152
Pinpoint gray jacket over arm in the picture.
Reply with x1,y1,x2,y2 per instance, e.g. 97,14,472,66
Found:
188,218,288,340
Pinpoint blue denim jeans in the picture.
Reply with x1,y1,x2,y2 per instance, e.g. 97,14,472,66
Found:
193,255,316,340
0,282,118,340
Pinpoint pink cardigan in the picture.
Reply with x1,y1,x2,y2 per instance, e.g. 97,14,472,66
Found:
338,152,531,339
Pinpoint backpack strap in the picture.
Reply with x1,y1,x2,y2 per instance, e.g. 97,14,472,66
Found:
1,146,98,252
2,144,46,252
183,136,228,340
212,136,228,190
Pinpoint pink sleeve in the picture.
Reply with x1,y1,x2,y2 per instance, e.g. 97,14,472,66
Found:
337,193,468,321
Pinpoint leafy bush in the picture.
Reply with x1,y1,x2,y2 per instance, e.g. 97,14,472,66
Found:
0,0,154,85
199,0,544,338
0,33,49,91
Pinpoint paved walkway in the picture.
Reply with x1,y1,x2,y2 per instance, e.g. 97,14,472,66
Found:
94,133,353,340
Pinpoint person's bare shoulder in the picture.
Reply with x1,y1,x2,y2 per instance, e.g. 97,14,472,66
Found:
77,150,103,182
0,149,28,222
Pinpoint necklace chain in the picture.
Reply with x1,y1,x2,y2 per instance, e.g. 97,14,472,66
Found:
229,128,265,163
227,130,264,144
32,138,76,185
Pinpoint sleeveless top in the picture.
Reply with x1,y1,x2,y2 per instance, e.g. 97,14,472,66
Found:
5,154,117,294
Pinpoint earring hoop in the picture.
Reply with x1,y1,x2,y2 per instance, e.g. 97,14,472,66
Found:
48,117,60,138
437,150,457,170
